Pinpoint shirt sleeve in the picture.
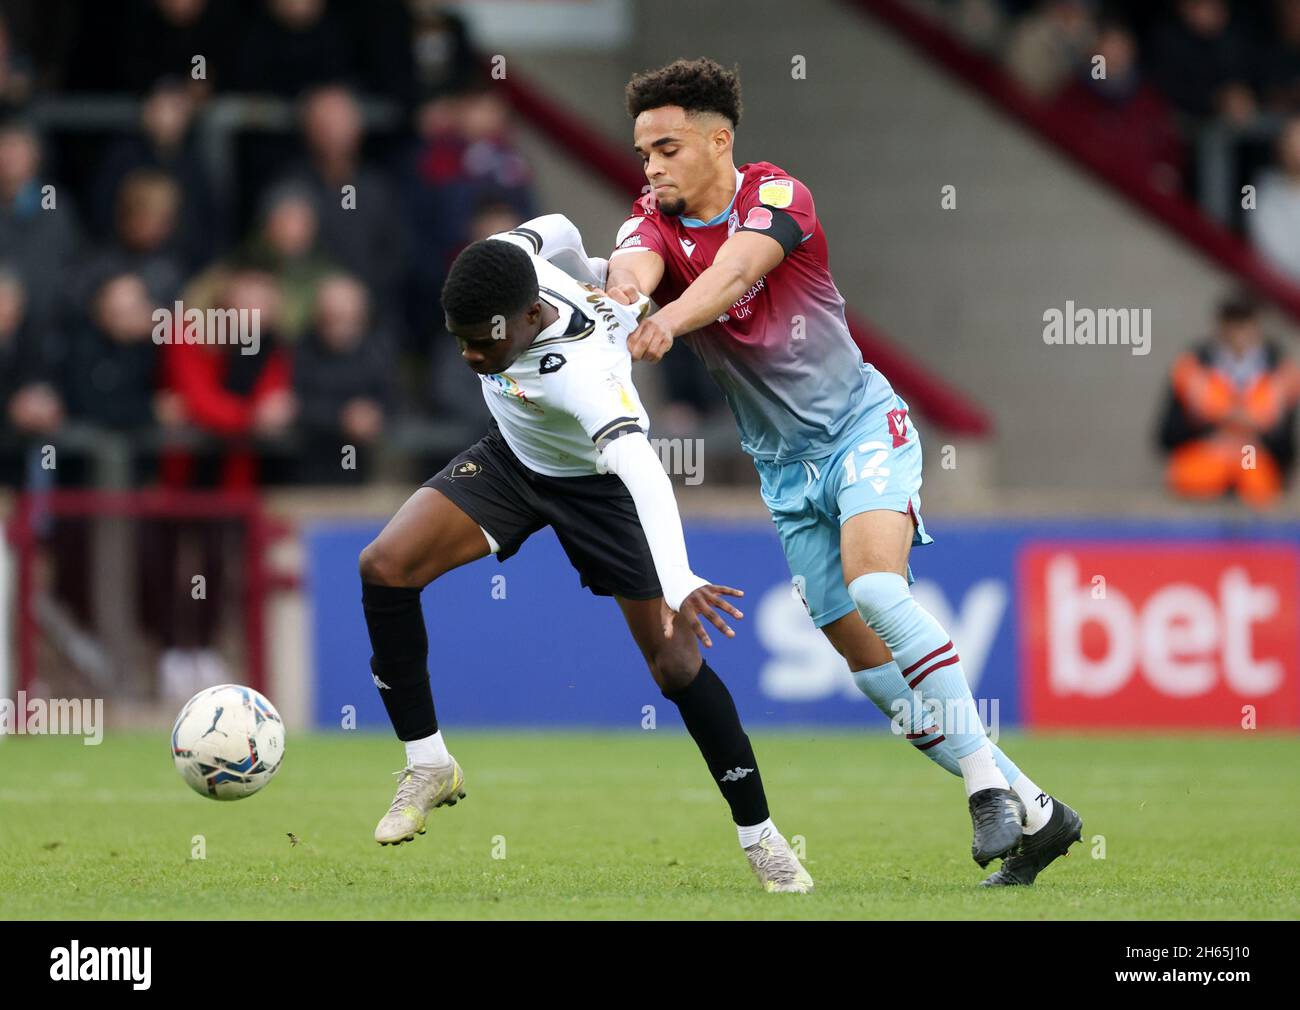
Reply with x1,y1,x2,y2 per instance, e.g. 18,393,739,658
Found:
599,431,708,611
735,174,816,257
489,214,607,286
609,212,668,261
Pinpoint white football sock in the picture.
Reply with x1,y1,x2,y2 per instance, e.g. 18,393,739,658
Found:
737,818,777,849
405,730,451,767
957,743,1009,796
1009,773,1054,834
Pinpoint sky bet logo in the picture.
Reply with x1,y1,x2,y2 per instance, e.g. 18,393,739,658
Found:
1023,544,1299,728
49,942,151,989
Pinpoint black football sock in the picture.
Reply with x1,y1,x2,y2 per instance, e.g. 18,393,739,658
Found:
361,582,437,741
663,661,770,827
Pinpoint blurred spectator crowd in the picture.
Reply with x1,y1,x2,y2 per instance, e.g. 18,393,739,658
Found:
0,0,536,490
935,0,1300,286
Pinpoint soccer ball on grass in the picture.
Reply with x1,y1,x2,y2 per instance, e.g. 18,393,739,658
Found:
171,684,285,800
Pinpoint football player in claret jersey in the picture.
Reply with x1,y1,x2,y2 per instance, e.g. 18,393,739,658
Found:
356,214,812,892
604,59,1082,885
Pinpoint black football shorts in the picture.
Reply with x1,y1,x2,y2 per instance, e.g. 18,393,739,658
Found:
423,424,661,600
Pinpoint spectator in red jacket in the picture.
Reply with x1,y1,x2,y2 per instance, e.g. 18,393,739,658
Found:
161,268,296,489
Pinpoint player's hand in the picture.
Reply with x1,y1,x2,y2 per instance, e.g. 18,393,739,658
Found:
628,315,674,362
604,283,641,306
664,584,745,648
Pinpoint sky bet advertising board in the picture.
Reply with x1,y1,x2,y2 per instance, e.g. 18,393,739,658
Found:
307,519,1300,732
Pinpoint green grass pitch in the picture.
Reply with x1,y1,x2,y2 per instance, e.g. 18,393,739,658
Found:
2,730,1297,920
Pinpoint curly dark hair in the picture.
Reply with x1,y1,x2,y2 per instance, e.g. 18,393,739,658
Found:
625,57,742,127
441,239,538,327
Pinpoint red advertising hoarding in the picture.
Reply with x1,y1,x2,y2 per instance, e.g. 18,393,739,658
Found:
1021,543,1300,728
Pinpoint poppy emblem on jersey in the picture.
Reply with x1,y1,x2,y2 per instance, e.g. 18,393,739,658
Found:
742,206,773,231
887,407,910,448
758,178,794,208
539,353,567,374
453,461,482,477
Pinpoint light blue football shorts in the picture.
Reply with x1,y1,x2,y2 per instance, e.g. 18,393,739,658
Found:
754,390,934,628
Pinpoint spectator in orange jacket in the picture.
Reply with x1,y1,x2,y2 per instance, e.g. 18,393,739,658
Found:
1158,291,1299,507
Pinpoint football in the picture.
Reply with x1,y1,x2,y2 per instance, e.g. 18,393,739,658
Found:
170,685,286,800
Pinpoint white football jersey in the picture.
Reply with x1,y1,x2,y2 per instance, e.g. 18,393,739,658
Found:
478,221,653,477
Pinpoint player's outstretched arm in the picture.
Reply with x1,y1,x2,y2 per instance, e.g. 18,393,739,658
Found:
605,249,664,306
599,431,744,647
490,213,610,286
626,231,786,362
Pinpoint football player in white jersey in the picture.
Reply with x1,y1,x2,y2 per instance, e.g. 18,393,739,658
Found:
357,215,812,893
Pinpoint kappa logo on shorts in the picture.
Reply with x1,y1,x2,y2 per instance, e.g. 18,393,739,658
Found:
539,353,567,374
452,460,482,477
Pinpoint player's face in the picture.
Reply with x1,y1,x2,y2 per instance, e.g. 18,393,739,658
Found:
448,303,543,374
633,106,714,217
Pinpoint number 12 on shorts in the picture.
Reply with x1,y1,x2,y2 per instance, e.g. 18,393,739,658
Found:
841,440,891,493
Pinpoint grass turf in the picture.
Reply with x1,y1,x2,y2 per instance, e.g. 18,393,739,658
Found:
1,730,1297,920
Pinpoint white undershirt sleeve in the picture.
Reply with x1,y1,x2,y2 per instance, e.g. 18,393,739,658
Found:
598,432,708,612
490,214,608,287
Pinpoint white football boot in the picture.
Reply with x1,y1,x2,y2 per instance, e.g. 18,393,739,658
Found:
744,827,814,893
373,759,467,845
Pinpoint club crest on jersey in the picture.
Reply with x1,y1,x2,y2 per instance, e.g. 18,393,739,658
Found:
539,353,567,374
742,206,773,231
727,209,739,236
758,178,794,208
887,407,910,447
452,460,482,477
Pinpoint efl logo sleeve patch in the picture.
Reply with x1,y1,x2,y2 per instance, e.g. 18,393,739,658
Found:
757,178,794,208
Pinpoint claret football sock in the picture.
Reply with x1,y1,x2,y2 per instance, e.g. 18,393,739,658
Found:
361,581,438,741
663,661,770,834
